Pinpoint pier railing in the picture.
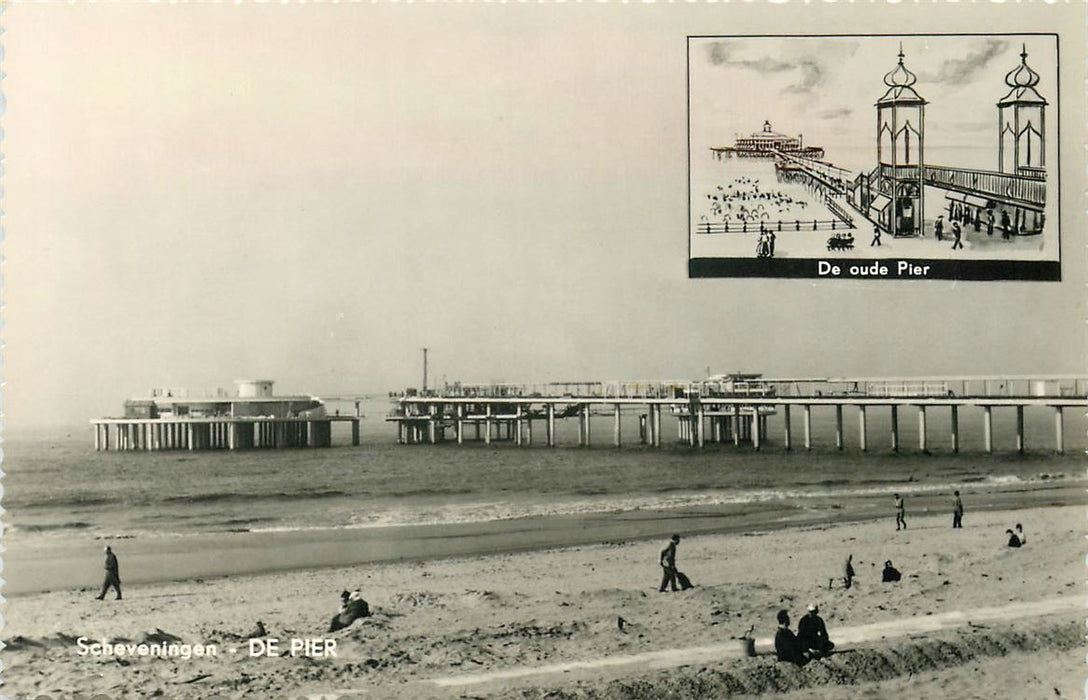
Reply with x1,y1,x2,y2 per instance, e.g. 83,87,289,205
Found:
404,376,1088,402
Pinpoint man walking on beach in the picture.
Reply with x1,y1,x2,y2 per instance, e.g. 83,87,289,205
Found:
95,546,122,601
870,226,881,247
894,494,906,531
952,490,964,528
658,534,680,593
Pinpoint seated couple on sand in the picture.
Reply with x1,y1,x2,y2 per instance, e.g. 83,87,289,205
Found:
328,590,371,632
775,604,835,665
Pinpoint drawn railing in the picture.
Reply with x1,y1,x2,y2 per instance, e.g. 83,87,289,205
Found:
824,195,854,227
697,219,848,235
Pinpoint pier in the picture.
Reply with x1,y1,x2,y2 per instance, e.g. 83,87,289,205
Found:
90,415,361,451
90,379,364,451
388,375,1087,454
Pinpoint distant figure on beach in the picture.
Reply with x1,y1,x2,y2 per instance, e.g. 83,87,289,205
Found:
1015,523,1026,545
1005,529,1022,548
870,226,881,247
894,494,906,531
952,490,964,528
881,560,902,582
797,604,834,658
934,216,944,241
658,535,681,592
986,211,995,236
1001,211,1012,239
774,610,807,665
95,546,122,601
329,590,371,632
843,554,855,589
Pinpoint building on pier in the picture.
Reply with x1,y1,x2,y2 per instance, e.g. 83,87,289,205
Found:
711,121,825,160
92,379,362,451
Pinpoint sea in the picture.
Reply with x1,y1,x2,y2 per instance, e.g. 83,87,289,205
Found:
5,399,1083,543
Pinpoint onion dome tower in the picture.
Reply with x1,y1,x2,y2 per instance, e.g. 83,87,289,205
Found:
875,45,927,237
998,45,1047,174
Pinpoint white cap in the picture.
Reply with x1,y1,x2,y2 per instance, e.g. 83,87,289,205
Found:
808,603,818,612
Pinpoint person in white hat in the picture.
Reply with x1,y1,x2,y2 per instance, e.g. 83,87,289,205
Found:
797,603,834,657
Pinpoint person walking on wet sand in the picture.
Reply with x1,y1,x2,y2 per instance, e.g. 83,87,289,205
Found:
870,226,882,247
952,490,964,528
95,546,122,601
843,554,855,589
951,221,963,250
894,493,906,531
658,535,680,592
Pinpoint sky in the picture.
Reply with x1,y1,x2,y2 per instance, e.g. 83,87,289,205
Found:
689,35,1059,174
5,5,1086,427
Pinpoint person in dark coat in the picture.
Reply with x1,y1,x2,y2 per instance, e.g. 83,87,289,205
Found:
797,604,834,657
95,546,122,601
658,535,680,592
881,560,902,582
329,590,370,632
774,610,807,665
952,490,964,528
951,222,963,250
934,216,944,241
986,211,995,236
1006,529,1022,548
843,554,856,589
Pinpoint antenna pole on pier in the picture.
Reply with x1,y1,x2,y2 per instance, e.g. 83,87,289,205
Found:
422,347,429,393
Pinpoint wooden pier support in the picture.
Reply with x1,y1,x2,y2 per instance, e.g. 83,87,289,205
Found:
982,406,992,453
890,405,899,452
547,404,556,447
918,406,928,452
752,408,761,450
834,405,843,450
783,405,792,451
1015,405,1025,454
950,406,959,453
803,405,812,450
613,403,621,448
1054,407,1064,454
485,405,493,445
858,406,867,452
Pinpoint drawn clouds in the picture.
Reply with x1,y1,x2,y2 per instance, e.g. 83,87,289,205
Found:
918,39,1010,85
705,40,860,96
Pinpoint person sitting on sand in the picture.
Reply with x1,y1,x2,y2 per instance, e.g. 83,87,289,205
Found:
843,554,855,589
1006,529,1022,548
797,604,834,658
774,610,807,665
329,590,371,632
1015,523,1026,545
658,535,681,593
881,560,901,582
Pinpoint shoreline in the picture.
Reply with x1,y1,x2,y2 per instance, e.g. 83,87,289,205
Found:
4,479,1080,596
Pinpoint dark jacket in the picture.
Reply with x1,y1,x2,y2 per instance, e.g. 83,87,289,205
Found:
797,614,829,651
775,627,805,664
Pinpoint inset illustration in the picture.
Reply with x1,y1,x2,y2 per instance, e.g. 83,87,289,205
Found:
688,35,1059,280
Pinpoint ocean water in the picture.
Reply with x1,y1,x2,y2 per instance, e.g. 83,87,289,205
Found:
4,402,1083,542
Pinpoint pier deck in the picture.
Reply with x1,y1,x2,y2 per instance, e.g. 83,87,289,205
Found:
388,375,1087,454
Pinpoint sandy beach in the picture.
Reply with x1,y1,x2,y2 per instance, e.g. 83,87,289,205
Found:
3,500,1081,699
